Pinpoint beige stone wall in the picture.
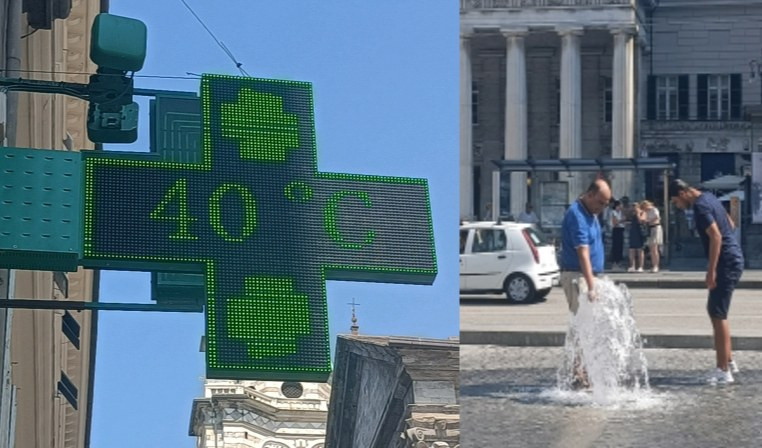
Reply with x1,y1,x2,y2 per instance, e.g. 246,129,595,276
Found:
10,1,101,447
10,270,95,447
16,0,99,151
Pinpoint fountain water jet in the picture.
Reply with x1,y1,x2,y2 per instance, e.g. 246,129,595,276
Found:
557,277,650,406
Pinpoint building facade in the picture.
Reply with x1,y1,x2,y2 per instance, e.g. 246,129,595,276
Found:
461,0,762,266
325,335,460,448
1,0,102,445
189,380,330,448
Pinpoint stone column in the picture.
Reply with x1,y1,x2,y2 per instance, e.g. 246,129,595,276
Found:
630,33,640,199
611,26,637,200
502,28,528,220
558,26,584,201
460,32,474,220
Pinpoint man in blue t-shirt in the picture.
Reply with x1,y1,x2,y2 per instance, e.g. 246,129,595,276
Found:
558,178,612,389
560,178,611,313
670,179,744,385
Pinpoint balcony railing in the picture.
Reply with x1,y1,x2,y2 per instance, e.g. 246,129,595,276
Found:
461,0,632,9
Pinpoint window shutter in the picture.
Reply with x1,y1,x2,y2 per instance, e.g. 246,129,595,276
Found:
61,311,80,350
697,74,708,120
678,75,689,120
730,73,742,120
647,75,656,120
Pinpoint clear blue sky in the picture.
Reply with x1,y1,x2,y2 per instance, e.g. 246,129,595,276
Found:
90,1,458,446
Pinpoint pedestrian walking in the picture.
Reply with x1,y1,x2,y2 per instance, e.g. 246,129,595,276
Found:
669,179,744,385
627,202,645,273
641,200,663,273
517,202,539,225
599,201,610,251
610,200,625,271
481,203,493,221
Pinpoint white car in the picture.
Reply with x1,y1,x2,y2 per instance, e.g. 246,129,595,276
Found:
460,221,560,303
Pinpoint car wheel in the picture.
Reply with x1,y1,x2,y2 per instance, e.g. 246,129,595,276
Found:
535,288,551,300
503,274,536,303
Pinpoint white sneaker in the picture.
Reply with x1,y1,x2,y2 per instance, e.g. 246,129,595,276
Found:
650,267,659,273
729,360,740,374
627,267,636,273
636,268,644,273
706,367,734,385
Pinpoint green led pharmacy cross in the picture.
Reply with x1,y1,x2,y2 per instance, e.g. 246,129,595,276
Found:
82,74,437,381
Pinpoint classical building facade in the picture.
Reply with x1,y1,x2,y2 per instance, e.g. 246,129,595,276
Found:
461,0,646,221
325,335,460,448
189,380,330,448
0,0,102,445
461,0,762,265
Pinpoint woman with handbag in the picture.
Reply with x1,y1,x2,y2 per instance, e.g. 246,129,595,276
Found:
642,200,663,273
627,202,646,272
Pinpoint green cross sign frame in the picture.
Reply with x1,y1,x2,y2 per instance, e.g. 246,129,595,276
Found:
81,74,437,381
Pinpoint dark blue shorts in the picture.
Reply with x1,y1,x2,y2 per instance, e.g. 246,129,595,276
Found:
707,266,743,319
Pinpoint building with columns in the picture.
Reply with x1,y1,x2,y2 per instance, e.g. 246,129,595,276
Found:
189,379,330,448
461,0,762,267
461,0,646,222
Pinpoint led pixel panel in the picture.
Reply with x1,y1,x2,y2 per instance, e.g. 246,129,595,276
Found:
83,74,437,381
0,147,81,271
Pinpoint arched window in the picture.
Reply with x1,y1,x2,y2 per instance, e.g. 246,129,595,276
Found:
263,442,289,448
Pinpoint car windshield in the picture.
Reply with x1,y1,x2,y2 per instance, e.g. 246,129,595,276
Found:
523,226,549,246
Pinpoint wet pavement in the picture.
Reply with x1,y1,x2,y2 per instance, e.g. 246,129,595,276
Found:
461,346,762,447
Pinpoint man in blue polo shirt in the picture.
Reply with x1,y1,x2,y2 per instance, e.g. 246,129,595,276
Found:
670,179,744,385
559,179,611,389
560,178,611,313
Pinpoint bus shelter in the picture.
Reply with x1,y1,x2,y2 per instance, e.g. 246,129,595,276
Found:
490,157,676,260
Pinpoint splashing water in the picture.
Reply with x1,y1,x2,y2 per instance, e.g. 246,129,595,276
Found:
557,277,650,406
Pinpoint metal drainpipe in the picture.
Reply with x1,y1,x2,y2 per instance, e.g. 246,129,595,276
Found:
4,0,20,147
94,0,109,152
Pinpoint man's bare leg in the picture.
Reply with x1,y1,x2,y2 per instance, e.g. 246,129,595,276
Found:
711,317,731,370
571,350,589,389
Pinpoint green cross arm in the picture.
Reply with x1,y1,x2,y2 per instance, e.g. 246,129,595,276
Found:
312,172,436,284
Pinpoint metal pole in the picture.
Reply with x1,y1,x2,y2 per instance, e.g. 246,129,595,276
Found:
0,269,12,446
492,170,501,221
4,0,22,146
133,88,196,98
0,299,202,312
663,168,669,265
